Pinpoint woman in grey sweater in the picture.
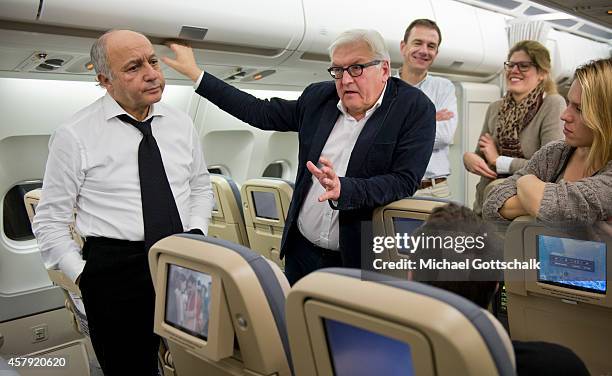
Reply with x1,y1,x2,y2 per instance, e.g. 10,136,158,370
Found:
483,58,612,224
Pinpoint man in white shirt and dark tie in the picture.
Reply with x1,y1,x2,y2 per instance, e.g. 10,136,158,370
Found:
400,19,458,199
33,29,214,375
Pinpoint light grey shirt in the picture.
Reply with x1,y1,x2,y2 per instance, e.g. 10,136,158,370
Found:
411,74,458,179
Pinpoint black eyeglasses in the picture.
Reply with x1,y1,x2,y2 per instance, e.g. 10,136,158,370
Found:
504,61,537,72
327,60,382,79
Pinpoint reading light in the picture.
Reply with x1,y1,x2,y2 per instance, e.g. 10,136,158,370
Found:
246,69,276,82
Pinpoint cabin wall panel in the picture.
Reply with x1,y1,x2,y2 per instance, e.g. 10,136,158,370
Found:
455,82,501,207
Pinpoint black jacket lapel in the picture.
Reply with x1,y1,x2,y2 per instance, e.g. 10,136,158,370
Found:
345,80,397,177
306,99,341,164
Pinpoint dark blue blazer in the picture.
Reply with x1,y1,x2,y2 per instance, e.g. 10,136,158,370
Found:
197,73,435,267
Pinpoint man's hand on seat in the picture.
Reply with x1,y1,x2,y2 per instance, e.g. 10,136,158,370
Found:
307,157,341,202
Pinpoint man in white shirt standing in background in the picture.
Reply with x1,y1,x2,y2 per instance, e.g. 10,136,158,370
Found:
400,19,458,198
33,29,214,375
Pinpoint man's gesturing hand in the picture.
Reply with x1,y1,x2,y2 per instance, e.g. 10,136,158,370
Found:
306,157,341,202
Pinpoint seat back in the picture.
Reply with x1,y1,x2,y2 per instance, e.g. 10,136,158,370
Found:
208,175,249,247
149,235,292,376
286,268,515,376
24,189,87,334
240,178,293,268
504,217,612,375
372,198,450,278
23,188,94,374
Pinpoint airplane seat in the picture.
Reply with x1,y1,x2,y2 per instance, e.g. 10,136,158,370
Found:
208,174,249,247
148,234,292,376
24,189,88,336
371,198,451,278
24,188,96,375
504,217,612,375
286,268,516,376
240,178,293,269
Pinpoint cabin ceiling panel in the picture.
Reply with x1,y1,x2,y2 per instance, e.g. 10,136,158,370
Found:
529,0,612,29
39,0,305,51
0,0,40,22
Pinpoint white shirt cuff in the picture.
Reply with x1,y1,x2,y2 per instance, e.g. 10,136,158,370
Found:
58,251,87,284
189,216,209,236
496,156,514,174
194,71,204,89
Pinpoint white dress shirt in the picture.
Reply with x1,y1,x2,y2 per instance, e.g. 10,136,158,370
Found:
33,93,214,283
404,74,458,179
297,84,386,250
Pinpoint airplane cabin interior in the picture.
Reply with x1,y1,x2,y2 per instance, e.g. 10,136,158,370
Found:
0,0,610,375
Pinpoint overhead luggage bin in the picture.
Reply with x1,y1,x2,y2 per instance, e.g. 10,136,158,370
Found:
0,0,40,22
432,0,508,76
287,0,507,77
1,0,305,73
546,29,610,87
287,0,434,71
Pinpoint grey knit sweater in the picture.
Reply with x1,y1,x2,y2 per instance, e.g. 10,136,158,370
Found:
482,141,612,223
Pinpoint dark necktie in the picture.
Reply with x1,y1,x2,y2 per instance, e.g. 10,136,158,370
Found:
117,114,183,251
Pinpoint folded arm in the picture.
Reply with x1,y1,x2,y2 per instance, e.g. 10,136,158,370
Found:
482,146,551,221
537,169,612,223
432,83,458,150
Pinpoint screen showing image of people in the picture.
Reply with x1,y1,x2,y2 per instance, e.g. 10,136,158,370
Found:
537,235,607,294
165,264,212,340
324,318,415,376
251,191,279,220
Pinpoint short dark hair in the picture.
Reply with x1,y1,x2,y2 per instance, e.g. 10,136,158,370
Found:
410,203,502,309
403,19,442,49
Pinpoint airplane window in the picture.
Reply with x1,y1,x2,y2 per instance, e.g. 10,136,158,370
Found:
208,165,230,175
262,163,283,178
3,181,43,241
262,161,290,179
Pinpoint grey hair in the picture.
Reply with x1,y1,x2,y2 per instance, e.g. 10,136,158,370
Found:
90,30,115,80
328,29,390,62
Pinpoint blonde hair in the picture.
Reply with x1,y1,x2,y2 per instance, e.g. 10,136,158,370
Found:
508,40,557,95
574,58,612,174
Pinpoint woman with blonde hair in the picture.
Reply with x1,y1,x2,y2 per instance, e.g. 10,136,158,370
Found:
464,40,566,215
483,58,612,223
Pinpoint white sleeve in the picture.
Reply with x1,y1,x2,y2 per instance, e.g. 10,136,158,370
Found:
193,71,204,89
32,128,85,283
432,80,458,150
495,156,514,174
187,125,214,235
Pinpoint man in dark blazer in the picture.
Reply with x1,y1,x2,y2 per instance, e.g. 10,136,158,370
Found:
164,29,435,284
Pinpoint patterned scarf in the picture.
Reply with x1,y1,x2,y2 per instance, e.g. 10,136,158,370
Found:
495,84,545,158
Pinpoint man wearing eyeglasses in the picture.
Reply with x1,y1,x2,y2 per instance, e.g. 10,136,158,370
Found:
163,29,435,284
399,19,458,199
